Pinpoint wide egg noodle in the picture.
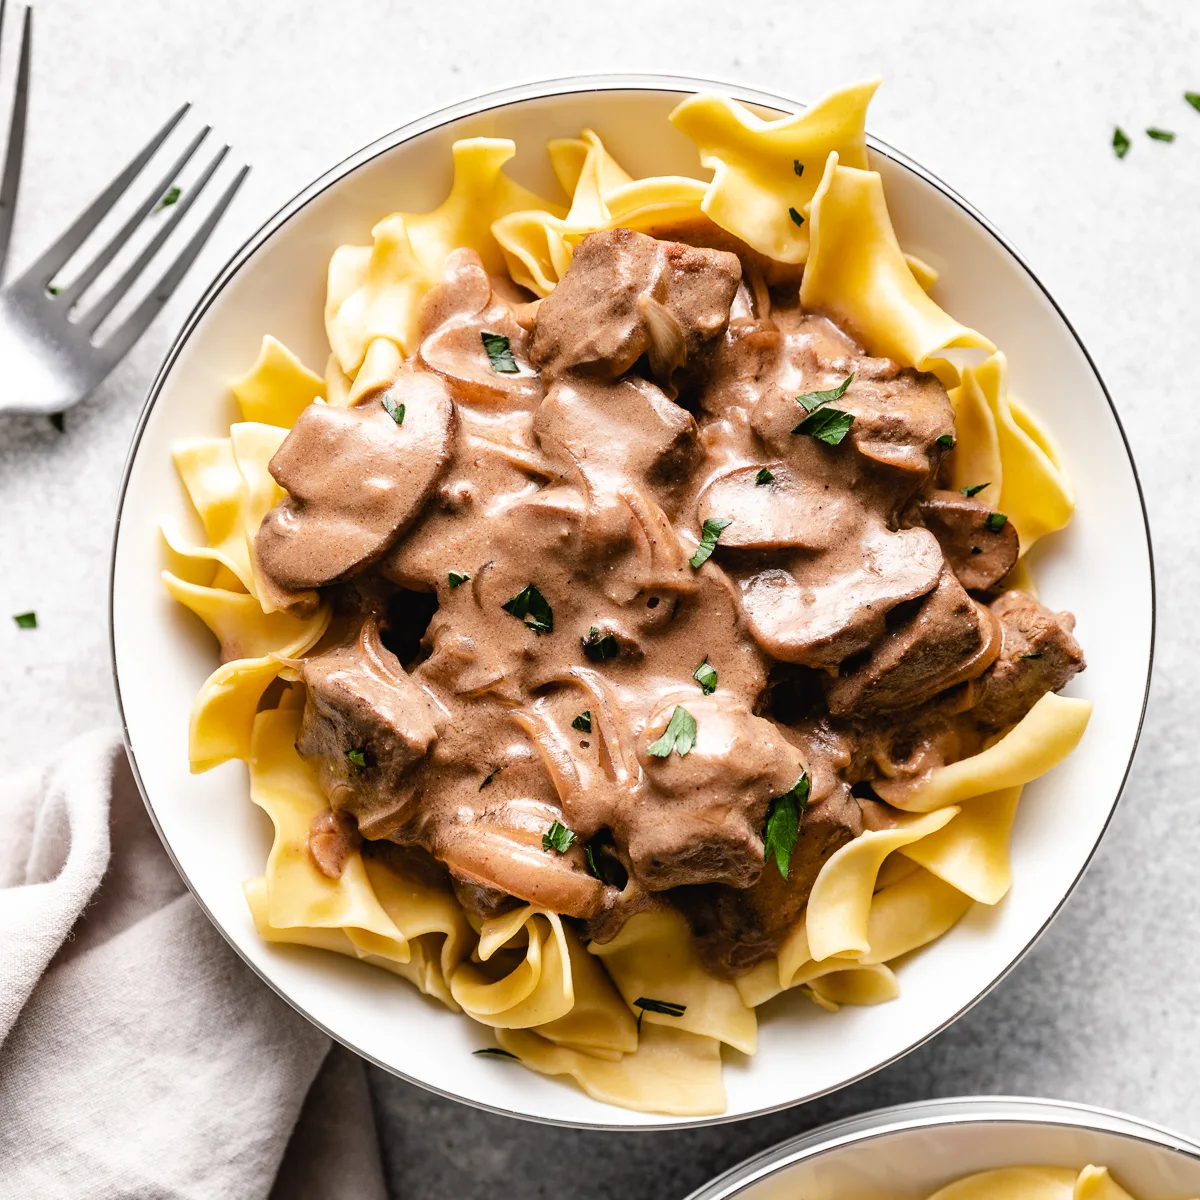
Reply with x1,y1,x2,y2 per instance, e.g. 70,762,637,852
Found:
804,809,959,962
1074,1166,1144,1200
807,962,899,1008
948,363,1003,507
326,139,566,374
493,129,706,297
967,351,1075,554
856,865,974,964
495,1024,725,1117
230,334,326,427
900,785,1024,905
800,151,994,386
247,707,409,961
588,907,757,1054
668,79,878,264
162,570,329,663
886,692,1092,814
926,1167,1079,1200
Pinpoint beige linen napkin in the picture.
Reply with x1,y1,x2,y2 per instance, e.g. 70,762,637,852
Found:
0,730,388,1200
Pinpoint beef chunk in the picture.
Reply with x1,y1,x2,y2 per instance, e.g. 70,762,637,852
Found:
298,619,442,837
675,785,865,977
625,693,806,892
917,489,1019,591
825,569,1001,717
970,590,1086,730
530,228,741,386
256,369,455,593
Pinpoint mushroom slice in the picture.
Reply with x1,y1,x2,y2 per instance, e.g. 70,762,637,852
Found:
255,370,454,591
696,464,854,553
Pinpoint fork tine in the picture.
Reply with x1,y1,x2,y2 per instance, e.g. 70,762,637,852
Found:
16,101,191,288
56,125,211,306
0,4,31,279
79,144,228,333
95,163,249,361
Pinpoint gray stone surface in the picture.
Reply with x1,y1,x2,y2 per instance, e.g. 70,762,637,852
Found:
2,1,1196,1196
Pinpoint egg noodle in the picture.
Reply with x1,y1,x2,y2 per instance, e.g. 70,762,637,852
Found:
164,80,1089,1115
916,1164,1194,1200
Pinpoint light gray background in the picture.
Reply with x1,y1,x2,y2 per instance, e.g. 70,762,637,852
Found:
1,1,1193,1196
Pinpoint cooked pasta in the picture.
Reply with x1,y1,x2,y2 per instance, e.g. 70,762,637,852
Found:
163,79,1091,1114
919,1164,1191,1200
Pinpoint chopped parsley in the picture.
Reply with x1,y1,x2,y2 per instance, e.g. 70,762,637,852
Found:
984,511,1009,532
795,373,854,413
1147,127,1176,143
1020,652,1044,660
1113,126,1131,158
1187,92,1200,113
479,766,502,790
49,412,65,432
788,206,805,227
793,158,804,177
473,1047,519,1060
794,406,855,445
755,467,775,485
154,185,181,212
647,705,697,759
633,997,686,1017
447,571,470,588
481,331,519,373
582,626,619,661
693,658,718,695
961,482,990,498
585,843,603,879
46,284,60,296
936,433,955,448
346,747,368,768
764,773,810,879
13,611,37,629
571,710,592,733
542,819,576,854
502,583,553,634
689,517,732,569
381,393,405,425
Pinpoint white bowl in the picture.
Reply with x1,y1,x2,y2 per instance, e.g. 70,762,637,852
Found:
109,74,1154,1129
685,1098,1200,1198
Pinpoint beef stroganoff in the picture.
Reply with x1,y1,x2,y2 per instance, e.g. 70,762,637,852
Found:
164,80,1090,1115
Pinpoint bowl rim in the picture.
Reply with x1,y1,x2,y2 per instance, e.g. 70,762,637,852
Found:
682,1096,1200,1198
107,71,1157,1130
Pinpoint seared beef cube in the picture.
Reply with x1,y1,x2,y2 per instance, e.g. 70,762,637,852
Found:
917,489,1019,591
825,569,1000,717
298,619,442,837
676,785,865,977
530,229,741,386
970,590,1085,730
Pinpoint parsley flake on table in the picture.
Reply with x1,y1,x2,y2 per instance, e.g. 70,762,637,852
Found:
1147,127,1176,143
542,819,576,854
961,482,990,498
693,658,718,695
1113,126,1131,158
582,626,619,661
481,331,519,373
381,393,405,425
984,511,1008,532
502,583,553,634
764,773,810,879
571,710,592,733
689,517,732,569
13,611,37,629
154,185,181,213
1187,92,1200,114
647,705,697,759
755,467,775,485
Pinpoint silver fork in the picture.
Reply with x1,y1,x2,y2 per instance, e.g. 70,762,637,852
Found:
0,7,249,417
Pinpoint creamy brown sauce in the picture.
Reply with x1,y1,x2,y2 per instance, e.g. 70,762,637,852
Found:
259,224,1085,978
